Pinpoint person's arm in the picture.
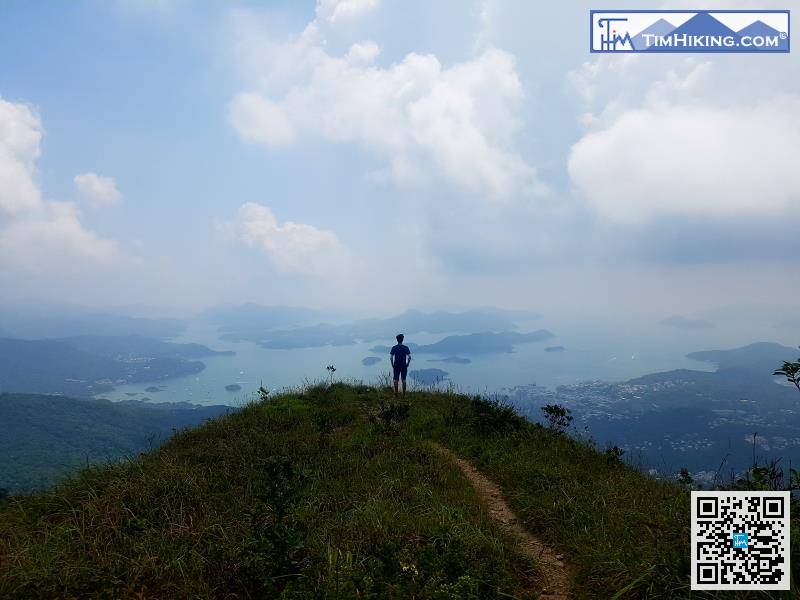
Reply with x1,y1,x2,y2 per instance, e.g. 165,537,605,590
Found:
406,349,412,367
390,348,395,368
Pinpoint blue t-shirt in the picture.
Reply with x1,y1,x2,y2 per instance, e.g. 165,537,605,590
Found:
390,344,411,368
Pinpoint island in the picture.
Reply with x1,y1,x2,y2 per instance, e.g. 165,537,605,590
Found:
409,368,449,385
545,346,566,353
428,356,471,364
225,384,242,392
361,356,381,366
216,307,536,347
414,330,554,355
0,336,230,398
144,386,162,393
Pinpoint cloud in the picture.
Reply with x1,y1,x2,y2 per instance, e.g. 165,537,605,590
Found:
0,96,126,277
344,41,380,65
73,172,123,206
219,202,351,277
568,98,800,223
0,98,43,217
567,47,800,225
227,10,544,201
0,202,122,275
316,0,379,25
228,93,297,147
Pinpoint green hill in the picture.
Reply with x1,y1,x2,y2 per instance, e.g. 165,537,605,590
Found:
0,393,232,493
1,384,797,598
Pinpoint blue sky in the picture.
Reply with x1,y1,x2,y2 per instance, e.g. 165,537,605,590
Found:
0,0,798,319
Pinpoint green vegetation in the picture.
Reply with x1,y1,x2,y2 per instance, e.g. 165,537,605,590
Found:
0,393,231,493
774,346,800,393
1,384,797,598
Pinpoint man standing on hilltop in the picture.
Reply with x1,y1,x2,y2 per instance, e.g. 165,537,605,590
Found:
390,333,412,398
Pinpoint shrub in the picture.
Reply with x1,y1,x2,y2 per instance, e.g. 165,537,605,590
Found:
541,403,573,433
604,444,625,465
677,468,694,487
469,396,524,435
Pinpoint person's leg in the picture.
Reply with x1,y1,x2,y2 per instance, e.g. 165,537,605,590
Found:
401,369,407,398
393,377,399,396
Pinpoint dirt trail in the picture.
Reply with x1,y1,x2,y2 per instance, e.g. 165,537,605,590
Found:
431,443,572,599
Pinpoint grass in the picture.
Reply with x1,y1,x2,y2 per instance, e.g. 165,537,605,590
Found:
1,383,798,598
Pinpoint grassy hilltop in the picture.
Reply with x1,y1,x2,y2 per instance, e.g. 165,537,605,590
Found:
1,383,797,598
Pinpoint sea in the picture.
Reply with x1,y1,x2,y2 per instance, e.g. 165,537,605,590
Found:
94,315,792,407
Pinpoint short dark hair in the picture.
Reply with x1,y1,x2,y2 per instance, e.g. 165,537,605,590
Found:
396,333,404,343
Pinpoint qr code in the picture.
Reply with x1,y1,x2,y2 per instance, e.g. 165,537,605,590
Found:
691,491,790,590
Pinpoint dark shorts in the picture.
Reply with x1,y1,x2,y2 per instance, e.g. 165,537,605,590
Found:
393,366,408,381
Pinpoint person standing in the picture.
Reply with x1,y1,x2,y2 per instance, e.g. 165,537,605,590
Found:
390,333,411,398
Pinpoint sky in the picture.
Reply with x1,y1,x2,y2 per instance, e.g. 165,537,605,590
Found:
0,0,798,320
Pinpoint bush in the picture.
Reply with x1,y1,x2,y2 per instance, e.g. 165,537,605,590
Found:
604,444,625,465
541,403,573,433
469,396,524,435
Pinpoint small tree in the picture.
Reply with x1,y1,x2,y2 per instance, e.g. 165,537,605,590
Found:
258,385,270,402
325,365,337,385
774,347,800,392
541,403,573,433
604,444,625,465
677,468,694,487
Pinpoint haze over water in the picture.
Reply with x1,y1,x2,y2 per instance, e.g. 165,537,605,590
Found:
95,313,795,407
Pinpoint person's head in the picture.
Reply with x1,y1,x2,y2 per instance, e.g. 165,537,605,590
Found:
396,333,404,344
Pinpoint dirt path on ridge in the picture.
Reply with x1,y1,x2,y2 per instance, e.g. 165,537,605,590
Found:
431,443,573,599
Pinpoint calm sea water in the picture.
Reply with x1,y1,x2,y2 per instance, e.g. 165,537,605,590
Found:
87,314,789,407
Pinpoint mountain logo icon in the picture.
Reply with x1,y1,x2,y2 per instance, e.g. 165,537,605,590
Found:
591,10,790,54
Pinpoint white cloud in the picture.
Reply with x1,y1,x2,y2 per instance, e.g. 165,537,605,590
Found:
345,41,380,65
316,0,379,25
0,202,122,275
73,172,123,206
228,93,297,147
0,96,126,277
219,202,351,277
0,98,43,217
568,98,800,223
227,11,543,201
567,47,800,224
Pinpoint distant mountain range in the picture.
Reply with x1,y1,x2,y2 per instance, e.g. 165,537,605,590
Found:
0,335,233,397
413,330,554,355
369,330,554,356
220,307,542,348
687,341,798,376
507,340,800,476
0,309,184,339
203,303,334,333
